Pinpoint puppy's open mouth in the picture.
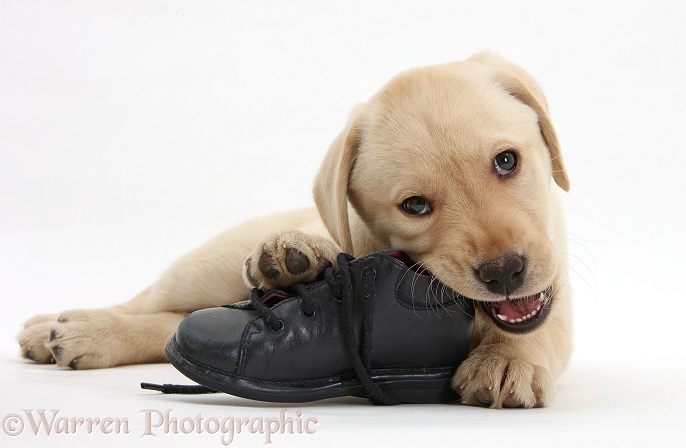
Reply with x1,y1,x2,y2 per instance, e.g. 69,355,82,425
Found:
481,287,553,333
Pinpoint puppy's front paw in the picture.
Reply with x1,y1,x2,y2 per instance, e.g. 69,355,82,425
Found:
452,345,554,408
243,231,340,290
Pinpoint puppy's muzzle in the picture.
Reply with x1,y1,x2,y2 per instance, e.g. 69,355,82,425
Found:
474,253,554,334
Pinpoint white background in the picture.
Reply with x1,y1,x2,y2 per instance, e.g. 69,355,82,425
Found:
1,1,685,447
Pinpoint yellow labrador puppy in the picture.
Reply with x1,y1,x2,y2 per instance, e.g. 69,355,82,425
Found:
18,52,572,408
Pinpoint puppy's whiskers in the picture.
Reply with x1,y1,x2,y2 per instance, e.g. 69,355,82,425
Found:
411,258,437,316
398,258,435,317
428,259,475,319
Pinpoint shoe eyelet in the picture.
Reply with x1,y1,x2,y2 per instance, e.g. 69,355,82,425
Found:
363,267,376,280
302,307,316,318
270,319,285,332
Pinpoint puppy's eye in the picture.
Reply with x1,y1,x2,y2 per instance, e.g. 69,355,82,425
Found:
494,151,517,176
402,196,431,215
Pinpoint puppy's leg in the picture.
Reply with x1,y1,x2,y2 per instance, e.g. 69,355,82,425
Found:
452,282,573,408
243,230,341,291
43,311,184,369
18,207,325,368
17,289,185,369
17,284,189,369
18,232,252,369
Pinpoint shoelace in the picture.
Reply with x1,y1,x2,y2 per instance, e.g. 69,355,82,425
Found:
332,253,400,405
142,253,400,405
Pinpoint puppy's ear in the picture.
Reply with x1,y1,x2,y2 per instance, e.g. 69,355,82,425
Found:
486,59,570,191
312,109,363,254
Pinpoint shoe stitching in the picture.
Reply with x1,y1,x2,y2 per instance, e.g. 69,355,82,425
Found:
381,254,474,314
361,266,376,372
394,274,474,313
237,319,261,376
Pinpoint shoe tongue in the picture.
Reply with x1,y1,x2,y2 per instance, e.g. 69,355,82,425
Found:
497,295,538,319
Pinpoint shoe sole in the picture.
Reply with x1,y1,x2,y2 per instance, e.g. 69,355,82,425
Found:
166,336,460,404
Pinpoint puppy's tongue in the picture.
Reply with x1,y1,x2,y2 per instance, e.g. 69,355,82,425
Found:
493,294,542,321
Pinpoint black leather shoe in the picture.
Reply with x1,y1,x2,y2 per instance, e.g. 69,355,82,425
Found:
158,251,474,405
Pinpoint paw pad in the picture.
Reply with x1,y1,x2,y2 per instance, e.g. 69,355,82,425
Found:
285,248,310,275
258,252,280,279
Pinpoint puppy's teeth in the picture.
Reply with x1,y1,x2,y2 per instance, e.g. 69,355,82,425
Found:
526,314,531,319
497,314,508,321
509,319,515,323
532,309,537,316
515,318,522,323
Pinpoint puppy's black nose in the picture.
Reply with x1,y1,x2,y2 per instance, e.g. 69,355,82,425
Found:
476,253,524,295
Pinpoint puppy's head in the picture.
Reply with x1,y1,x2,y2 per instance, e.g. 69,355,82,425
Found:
314,53,569,334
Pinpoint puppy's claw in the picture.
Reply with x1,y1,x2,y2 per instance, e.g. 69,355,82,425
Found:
49,328,60,342
244,258,260,287
50,345,63,361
